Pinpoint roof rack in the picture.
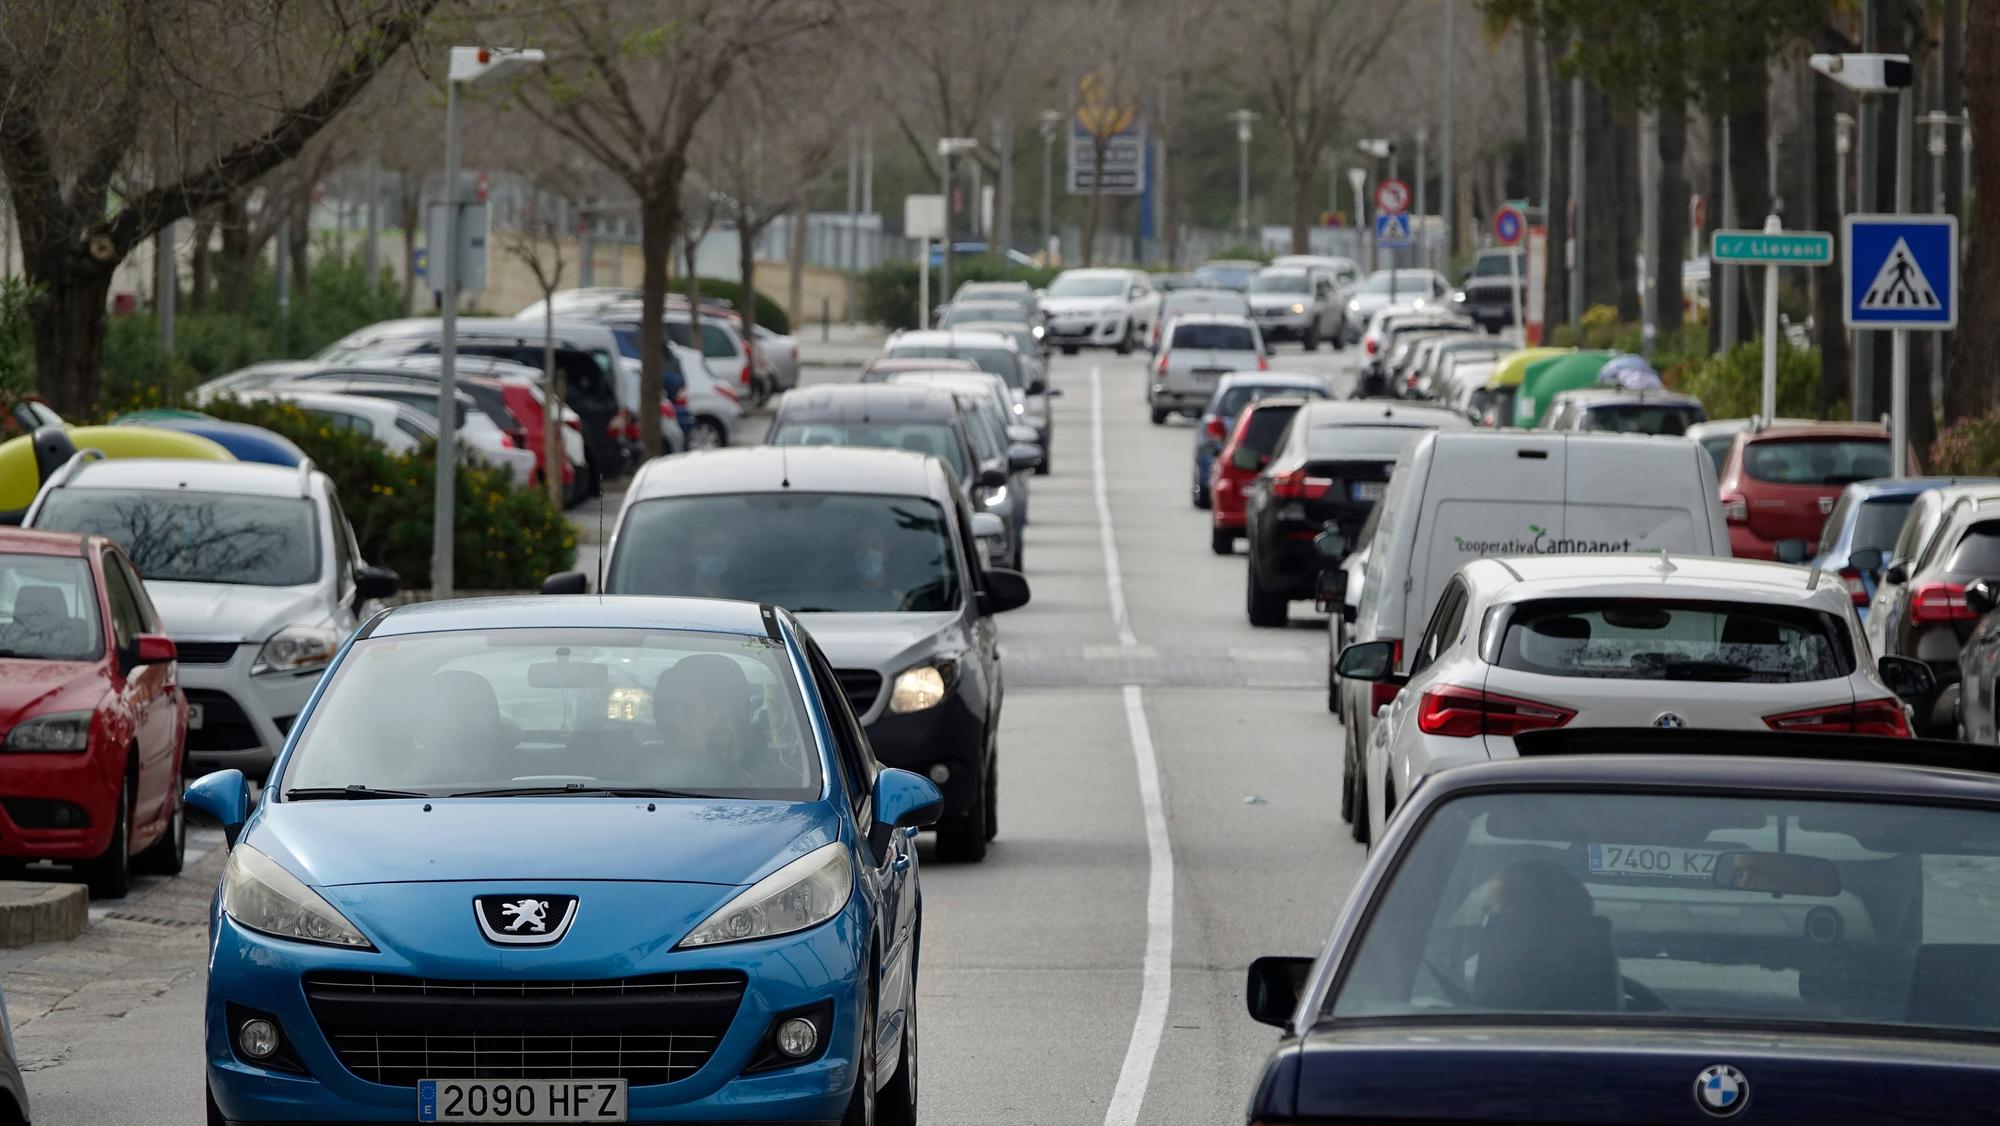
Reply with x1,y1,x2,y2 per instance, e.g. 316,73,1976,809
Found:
1513,728,2000,776
44,448,108,492
296,457,316,498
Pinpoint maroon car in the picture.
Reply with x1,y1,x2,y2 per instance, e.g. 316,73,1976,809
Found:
1718,423,1903,561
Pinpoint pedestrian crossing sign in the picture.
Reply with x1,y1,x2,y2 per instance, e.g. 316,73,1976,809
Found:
1844,213,1957,330
1375,212,1413,250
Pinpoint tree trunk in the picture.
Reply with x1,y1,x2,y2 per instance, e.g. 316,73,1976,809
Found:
22,243,113,418
684,231,703,332
1656,105,1688,340
1726,61,1770,331
1944,0,1966,225
737,211,759,393
787,197,807,326
288,201,311,298
188,216,213,314
637,184,679,459
398,189,421,309
1706,111,1725,354
1613,115,1641,321
1946,5,2000,423
1541,33,1570,336
1081,138,1108,267
1162,133,1183,266
218,194,252,314
1288,150,1313,254
1806,31,1849,415
543,301,563,509
1582,83,1619,314
1522,28,1543,208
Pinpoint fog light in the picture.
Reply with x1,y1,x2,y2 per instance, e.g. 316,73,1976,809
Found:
927,764,951,785
775,1016,819,1058
237,1017,280,1060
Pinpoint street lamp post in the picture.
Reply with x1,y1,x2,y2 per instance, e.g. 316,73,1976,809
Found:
1922,110,1964,410
434,45,544,600
1347,167,1369,272
1229,110,1258,236
1038,110,1063,259
937,137,978,306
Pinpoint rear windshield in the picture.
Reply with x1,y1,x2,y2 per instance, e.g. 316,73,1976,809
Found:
1743,438,1893,486
1165,293,1251,318
1170,323,1256,351
886,345,1022,387
1578,404,1706,436
664,322,738,359
1497,599,1850,683
1215,383,1327,418
1240,406,1302,452
769,421,970,480
1851,497,1918,554
1946,521,2000,573
1306,425,1433,461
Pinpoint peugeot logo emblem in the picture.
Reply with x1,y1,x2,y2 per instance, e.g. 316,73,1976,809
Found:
1693,1064,1748,1117
1653,711,1688,729
473,894,580,946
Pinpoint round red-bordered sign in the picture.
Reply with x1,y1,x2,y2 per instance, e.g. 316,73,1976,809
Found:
1494,206,1525,246
1375,179,1410,215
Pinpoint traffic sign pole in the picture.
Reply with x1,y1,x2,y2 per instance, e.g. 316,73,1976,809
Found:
1762,216,1779,423
1495,207,1525,338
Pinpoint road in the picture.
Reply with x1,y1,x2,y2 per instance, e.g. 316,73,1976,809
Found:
15,339,1372,1124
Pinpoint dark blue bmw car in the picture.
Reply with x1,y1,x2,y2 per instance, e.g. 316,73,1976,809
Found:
1246,731,2000,1124
191,596,940,1125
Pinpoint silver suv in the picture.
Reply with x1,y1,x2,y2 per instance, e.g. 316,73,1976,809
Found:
1247,267,1343,350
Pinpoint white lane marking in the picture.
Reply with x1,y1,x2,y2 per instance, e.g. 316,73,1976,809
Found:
1089,364,1138,647
1104,684,1173,1126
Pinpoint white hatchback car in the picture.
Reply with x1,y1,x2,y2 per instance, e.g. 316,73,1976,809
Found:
1339,553,1932,847
1150,314,1265,424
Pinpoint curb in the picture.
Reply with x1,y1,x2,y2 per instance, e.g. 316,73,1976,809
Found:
0,882,88,948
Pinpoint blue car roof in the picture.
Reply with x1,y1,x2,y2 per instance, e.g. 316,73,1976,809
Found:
365,595,778,639
147,417,308,466
1841,475,1988,500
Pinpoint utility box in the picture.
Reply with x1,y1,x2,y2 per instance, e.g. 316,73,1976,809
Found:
425,201,490,291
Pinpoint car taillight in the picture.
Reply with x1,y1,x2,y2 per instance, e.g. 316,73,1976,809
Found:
674,389,689,406
1838,567,1869,607
1369,640,1403,715
497,432,516,449
1911,581,1976,625
1205,416,1226,441
1269,468,1332,500
660,399,678,420
563,416,581,431
1365,338,1378,355
1156,351,1169,376
714,381,740,404
740,363,752,387
1257,352,1268,370
1765,698,1912,738
1416,684,1577,738
1721,493,1747,524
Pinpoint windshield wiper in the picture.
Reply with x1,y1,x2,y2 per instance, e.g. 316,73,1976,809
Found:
447,783,706,799
284,785,430,801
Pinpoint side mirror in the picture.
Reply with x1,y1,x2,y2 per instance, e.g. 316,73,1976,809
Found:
354,564,399,602
1847,548,1886,575
134,634,177,665
1313,526,1349,560
1047,387,1065,398
1245,955,1314,1029
1884,560,1911,586
1313,569,1348,614
1774,538,1810,565
1028,379,1048,395
977,566,1031,615
1878,654,1938,701
1336,640,1403,683
1007,424,1041,445
1230,446,1263,472
971,511,1006,543
541,570,590,596
185,769,250,848
1968,578,1999,617
874,768,944,831
1007,442,1043,473
978,464,1010,490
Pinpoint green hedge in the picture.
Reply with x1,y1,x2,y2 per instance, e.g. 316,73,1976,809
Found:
196,398,575,591
1932,409,2000,475
682,276,790,335
1665,339,1834,421
859,259,1060,332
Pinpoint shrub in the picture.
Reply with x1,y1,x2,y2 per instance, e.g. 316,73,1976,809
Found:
681,276,790,335
1931,409,2000,475
1667,339,1834,421
198,398,575,591
857,258,1059,332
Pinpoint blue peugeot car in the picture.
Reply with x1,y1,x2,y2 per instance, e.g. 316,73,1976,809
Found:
191,595,941,1125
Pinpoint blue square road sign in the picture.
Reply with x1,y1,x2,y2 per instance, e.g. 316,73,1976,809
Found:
1844,213,1957,331
1375,212,1412,250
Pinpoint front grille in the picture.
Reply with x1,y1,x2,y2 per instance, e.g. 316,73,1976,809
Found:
304,971,747,1088
173,641,240,665
835,668,882,716
184,688,261,752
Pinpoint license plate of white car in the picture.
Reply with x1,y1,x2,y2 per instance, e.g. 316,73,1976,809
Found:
419,1079,627,1122
1588,843,1720,880
1349,481,1385,502
186,703,204,730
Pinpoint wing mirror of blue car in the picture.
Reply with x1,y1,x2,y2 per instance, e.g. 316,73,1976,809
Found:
876,769,944,830
1773,538,1810,565
540,570,590,596
1245,955,1314,1029
354,565,399,602
1336,640,1405,685
1968,578,1999,617
976,568,1031,616
1847,548,1886,575
1007,443,1043,473
1878,655,1937,701
186,769,250,848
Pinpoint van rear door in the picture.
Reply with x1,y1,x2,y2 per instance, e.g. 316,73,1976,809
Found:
1413,436,1569,639
1562,437,1709,556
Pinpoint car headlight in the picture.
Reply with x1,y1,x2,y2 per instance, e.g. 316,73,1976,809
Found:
1012,401,1026,414
222,844,373,949
1452,290,1468,303
252,625,341,675
888,660,959,714
1032,325,1045,339
1290,303,1306,315
1347,300,1363,313
981,484,1009,507
4,710,91,752
678,842,852,948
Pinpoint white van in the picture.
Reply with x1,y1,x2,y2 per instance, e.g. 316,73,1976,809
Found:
1331,431,1727,838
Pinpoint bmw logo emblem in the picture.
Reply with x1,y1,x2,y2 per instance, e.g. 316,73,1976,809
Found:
1694,1064,1748,1117
1653,711,1688,729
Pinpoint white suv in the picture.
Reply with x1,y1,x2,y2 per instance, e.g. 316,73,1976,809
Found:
1041,268,1159,355
1338,553,1931,847
25,458,397,780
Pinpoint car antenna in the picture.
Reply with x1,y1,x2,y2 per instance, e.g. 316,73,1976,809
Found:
1650,548,1677,576
780,443,791,489
596,485,606,599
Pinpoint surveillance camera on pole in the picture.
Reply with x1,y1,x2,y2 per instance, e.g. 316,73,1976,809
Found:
1808,53,1913,95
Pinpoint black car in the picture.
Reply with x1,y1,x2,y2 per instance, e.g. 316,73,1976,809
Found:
1452,274,1524,333
543,446,1029,862
1243,401,1471,627
1868,486,2000,735
1247,729,2000,1125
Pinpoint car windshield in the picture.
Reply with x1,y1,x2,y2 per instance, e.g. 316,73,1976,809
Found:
1166,294,1250,318
769,420,972,480
0,555,103,661
886,345,1021,387
1194,265,1256,289
1249,272,1312,294
1215,383,1327,417
1047,274,1126,298
282,628,818,800
36,490,319,587
1578,404,1705,435
1329,790,2000,1036
1744,438,1893,485
1170,323,1257,351
1470,254,1518,278
1497,599,1849,683
1359,273,1438,296
665,321,737,359
1699,433,1737,470
1849,497,1917,555
941,303,1026,327
1306,425,1434,461
609,494,962,613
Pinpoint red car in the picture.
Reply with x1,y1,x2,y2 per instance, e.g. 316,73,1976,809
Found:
0,529,185,896
1209,397,1315,555
1718,423,1903,560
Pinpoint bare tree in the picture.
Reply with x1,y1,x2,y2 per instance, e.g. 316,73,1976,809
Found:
502,218,566,507
0,1,439,415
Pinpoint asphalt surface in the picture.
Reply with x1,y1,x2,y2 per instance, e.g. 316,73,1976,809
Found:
16,339,1374,1124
